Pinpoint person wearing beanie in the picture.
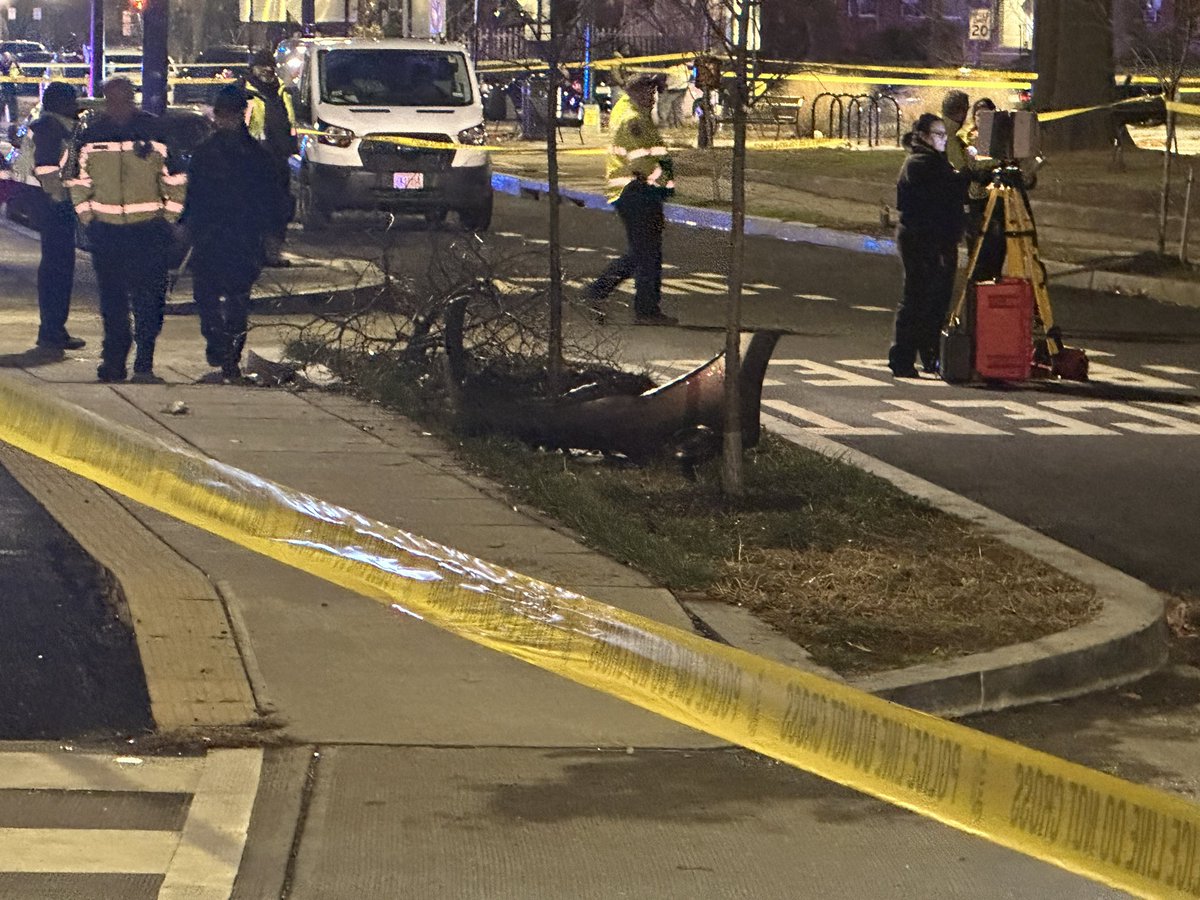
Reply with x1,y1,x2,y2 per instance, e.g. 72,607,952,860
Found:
243,48,296,266
181,83,284,381
27,82,86,351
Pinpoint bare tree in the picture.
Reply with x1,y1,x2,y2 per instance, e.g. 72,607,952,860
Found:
1126,0,1200,255
622,0,760,498
1034,0,1117,150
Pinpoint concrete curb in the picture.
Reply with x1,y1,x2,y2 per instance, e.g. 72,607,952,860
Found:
761,413,1168,718
492,170,1200,307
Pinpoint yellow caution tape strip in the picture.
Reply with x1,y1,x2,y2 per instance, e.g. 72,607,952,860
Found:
1,375,1199,898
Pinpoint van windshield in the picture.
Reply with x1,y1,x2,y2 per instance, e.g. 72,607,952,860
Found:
318,49,473,106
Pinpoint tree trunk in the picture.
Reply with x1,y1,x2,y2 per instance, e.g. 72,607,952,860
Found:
722,0,751,500
1158,105,1176,255
1034,0,1115,151
546,59,565,393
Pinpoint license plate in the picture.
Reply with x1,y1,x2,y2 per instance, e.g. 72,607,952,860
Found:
392,172,424,190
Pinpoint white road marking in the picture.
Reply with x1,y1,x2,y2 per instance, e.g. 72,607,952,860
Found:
0,752,204,792
495,231,523,239
789,360,890,387
159,750,263,900
934,400,1118,436
795,293,837,302
1141,402,1200,418
0,828,179,874
837,359,951,387
850,305,893,313
874,400,1008,434
0,749,262,897
1039,400,1200,435
1144,364,1200,376
746,282,780,290
763,400,899,435
1086,362,1190,389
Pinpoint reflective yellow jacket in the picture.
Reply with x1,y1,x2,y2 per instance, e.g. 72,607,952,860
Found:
605,95,674,203
65,111,186,226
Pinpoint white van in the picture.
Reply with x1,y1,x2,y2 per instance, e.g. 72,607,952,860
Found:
291,37,493,231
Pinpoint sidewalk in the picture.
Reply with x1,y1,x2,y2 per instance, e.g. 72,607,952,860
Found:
490,125,1200,309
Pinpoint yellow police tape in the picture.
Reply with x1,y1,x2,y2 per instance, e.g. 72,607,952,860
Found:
294,127,846,156
0,374,1198,898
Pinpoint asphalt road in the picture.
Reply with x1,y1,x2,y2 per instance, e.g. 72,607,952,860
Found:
0,459,152,740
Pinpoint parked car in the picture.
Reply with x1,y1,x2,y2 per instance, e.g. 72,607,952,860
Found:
174,45,251,106
1113,79,1167,128
3,98,211,267
2,40,52,96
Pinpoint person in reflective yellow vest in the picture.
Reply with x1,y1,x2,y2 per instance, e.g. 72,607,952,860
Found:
244,49,297,266
584,72,677,326
65,77,186,383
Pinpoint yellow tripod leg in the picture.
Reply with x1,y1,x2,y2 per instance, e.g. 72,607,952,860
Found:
1006,189,1061,356
949,184,1000,325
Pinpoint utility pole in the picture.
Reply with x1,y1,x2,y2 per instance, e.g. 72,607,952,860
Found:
88,0,103,96
141,0,168,114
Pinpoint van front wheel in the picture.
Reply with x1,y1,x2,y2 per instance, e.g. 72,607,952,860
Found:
458,194,493,232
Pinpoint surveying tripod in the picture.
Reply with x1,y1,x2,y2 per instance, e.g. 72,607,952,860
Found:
951,167,1058,359
945,166,1087,380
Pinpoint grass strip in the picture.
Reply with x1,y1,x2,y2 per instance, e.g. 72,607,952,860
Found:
291,347,1099,675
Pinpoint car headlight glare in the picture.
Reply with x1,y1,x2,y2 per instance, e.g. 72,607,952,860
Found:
457,124,487,146
317,123,355,148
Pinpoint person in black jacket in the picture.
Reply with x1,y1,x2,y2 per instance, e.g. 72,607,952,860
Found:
888,113,967,378
28,82,85,350
181,85,283,382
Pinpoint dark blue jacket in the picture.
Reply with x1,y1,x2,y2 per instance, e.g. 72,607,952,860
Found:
896,142,966,245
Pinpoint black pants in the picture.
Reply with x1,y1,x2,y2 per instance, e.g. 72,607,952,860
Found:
267,154,292,244
194,258,258,374
1,88,17,126
90,221,169,376
587,181,664,317
36,199,77,345
889,229,957,374
966,196,1007,283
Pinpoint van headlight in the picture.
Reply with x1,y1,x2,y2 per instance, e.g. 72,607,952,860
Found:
457,124,487,146
317,123,355,148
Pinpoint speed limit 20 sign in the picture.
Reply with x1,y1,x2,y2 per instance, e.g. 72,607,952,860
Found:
969,7,993,41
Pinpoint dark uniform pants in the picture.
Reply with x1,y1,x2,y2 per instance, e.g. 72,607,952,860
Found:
90,221,169,376
889,228,958,374
193,255,259,374
588,181,665,317
36,199,77,345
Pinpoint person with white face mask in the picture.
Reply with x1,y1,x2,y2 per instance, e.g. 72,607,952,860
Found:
887,113,967,378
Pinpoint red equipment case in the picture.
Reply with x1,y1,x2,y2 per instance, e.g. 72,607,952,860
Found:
974,278,1033,381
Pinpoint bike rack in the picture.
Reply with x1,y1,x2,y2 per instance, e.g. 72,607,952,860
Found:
811,91,902,146
810,92,847,139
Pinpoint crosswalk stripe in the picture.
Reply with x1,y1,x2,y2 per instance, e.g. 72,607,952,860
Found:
0,753,204,793
158,750,262,900
0,828,178,873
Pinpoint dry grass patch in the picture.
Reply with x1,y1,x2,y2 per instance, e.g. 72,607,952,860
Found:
713,521,1100,674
